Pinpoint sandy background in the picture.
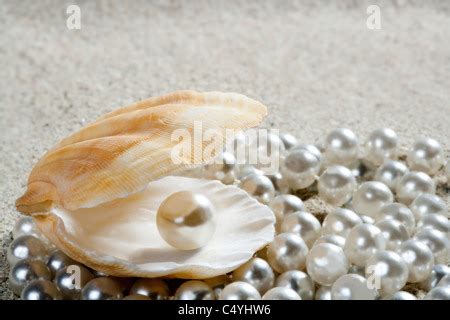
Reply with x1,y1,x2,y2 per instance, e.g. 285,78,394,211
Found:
1,0,449,299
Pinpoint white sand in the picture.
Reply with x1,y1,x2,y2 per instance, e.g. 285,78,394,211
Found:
1,0,449,299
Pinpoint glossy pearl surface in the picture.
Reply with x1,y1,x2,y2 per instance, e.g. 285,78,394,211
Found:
314,286,332,300
365,128,398,166
175,281,215,300
130,279,170,300
54,264,95,299
396,171,435,205
275,270,315,300
281,149,320,190
414,228,450,264
262,287,301,300
352,181,394,217
344,224,386,267
331,274,377,300
306,243,349,286
267,233,308,273
410,193,448,221
265,172,290,194
324,128,359,166
269,195,305,226
398,239,434,283
424,287,450,300
9,259,51,295
292,144,323,163
21,279,63,300
202,152,236,184
407,138,445,175
7,235,48,266
375,203,415,236
279,133,298,150
280,211,321,247
81,277,123,300
383,291,417,300
232,257,274,294
314,234,346,248
156,191,216,250
321,208,362,238
416,214,450,236
375,219,410,250
46,250,76,276
239,173,275,204
12,216,42,240
365,251,409,296
318,165,357,206
219,282,261,300
374,160,408,191
419,264,450,291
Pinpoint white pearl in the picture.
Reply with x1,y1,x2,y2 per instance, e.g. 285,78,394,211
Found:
314,234,346,248
315,285,332,300
281,149,320,190
352,181,394,217
383,291,417,300
344,224,386,267
175,281,215,300
130,279,170,300
54,264,94,299
9,259,51,295
262,287,301,300
419,264,450,291
365,128,398,166
265,172,290,194
236,164,263,180
219,282,261,300
396,171,435,205
374,160,409,191
267,233,309,273
280,211,321,248
410,193,448,221
331,274,378,300
12,216,42,240
81,277,123,300
202,152,236,184
365,250,409,296
414,228,450,264
7,235,48,266
306,243,349,286
375,203,415,236
398,239,434,283
275,270,315,300
321,208,362,238
232,257,274,294
21,279,63,300
292,144,323,163
156,191,216,250
249,132,285,169
324,128,359,166
318,165,357,206
269,195,305,227
416,214,450,237
424,287,450,300
239,173,275,204
407,137,445,175
279,133,298,150
375,219,410,251
360,215,375,224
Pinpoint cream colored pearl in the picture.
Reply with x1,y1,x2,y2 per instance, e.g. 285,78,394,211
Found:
398,239,434,283
365,128,398,166
410,193,448,221
306,243,349,286
315,285,332,300
344,224,386,267
331,274,377,300
262,287,301,300
396,171,435,205
281,149,320,190
275,270,315,300
419,264,450,291
313,234,346,248
375,203,415,236
269,195,305,227
407,138,445,175
374,160,409,191
239,173,275,204
375,219,410,251
383,291,417,300
156,191,216,250
280,211,321,248
352,181,394,218
321,208,362,238
267,233,309,273
219,282,261,300
324,128,359,166
416,214,450,237
292,144,323,163
318,165,357,206
232,257,274,294
175,281,215,300
414,228,450,264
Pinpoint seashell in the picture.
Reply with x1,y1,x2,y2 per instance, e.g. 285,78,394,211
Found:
15,91,272,278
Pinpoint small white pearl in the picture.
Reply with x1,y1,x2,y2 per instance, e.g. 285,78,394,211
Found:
331,274,377,300
318,165,357,206
352,181,394,218
375,203,415,236
416,214,450,237
262,287,301,300
365,128,398,166
306,243,349,286
156,191,216,250
275,270,315,300
280,211,321,248
313,234,346,248
383,291,417,300
239,173,275,204
315,285,332,300
410,193,448,221
175,281,215,300
219,282,261,300
344,224,386,267
321,208,362,238
365,250,409,296
414,228,450,264
279,133,298,150
281,149,320,190
424,287,450,300
360,215,375,224
375,219,410,251
265,172,290,194
324,128,359,166
236,164,263,180
398,239,434,283
419,264,450,291
202,152,236,184
292,144,323,163
267,233,309,273
396,171,435,205
374,160,409,191
269,195,305,227
232,257,274,294
407,138,445,175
